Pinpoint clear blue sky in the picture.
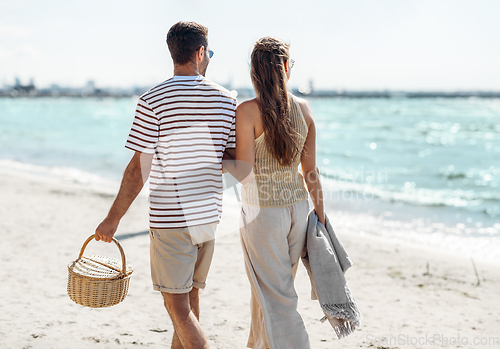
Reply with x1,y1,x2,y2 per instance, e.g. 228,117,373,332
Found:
1,0,499,91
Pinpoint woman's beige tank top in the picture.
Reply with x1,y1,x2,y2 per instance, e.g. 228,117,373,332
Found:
241,94,309,207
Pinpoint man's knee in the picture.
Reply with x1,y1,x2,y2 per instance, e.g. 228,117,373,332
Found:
162,292,190,316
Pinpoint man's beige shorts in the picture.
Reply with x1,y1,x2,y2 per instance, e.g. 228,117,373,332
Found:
149,224,216,294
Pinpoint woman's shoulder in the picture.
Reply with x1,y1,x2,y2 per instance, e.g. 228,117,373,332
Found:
292,95,314,128
236,98,259,112
235,98,260,121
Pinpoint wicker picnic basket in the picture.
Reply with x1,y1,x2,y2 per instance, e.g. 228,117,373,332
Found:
67,234,133,308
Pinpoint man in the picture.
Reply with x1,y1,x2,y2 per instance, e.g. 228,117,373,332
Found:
95,21,236,349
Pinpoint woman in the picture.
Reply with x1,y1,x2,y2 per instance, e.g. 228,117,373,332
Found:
234,37,325,349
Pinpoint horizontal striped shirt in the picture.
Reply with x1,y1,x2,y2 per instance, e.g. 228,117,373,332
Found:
125,75,236,229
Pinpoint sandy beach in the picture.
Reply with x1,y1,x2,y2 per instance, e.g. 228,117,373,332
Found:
1,168,499,349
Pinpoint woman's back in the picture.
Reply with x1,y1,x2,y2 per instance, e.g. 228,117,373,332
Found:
241,94,309,207
232,36,323,349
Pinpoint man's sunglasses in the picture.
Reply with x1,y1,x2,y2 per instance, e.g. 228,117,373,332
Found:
199,46,214,59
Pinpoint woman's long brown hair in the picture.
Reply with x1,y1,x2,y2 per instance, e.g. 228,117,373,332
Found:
251,37,301,166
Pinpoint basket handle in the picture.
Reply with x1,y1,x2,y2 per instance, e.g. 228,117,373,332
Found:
78,235,127,275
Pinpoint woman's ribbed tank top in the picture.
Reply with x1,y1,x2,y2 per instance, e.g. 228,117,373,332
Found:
241,94,309,207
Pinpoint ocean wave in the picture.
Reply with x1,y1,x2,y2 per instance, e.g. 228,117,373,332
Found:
439,166,500,187
319,175,500,217
442,172,467,180
0,158,120,188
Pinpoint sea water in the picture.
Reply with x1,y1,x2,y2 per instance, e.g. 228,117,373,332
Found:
1,96,499,261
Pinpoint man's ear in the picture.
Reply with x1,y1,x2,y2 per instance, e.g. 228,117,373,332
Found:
196,46,205,62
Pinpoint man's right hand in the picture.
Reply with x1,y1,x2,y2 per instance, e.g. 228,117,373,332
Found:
95,217,119,243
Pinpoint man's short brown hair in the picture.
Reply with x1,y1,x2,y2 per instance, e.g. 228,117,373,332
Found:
166,21,208,65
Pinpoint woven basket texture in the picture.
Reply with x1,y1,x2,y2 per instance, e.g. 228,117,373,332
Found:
67,236,133,308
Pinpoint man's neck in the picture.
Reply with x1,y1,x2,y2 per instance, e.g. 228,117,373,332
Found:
173,62,200,77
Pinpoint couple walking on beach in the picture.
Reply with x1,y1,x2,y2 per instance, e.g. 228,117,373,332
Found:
95,21,325,349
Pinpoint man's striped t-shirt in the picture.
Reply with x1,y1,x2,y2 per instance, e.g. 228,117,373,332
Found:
125,75,236,229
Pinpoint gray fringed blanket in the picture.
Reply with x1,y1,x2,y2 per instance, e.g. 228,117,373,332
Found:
301,211,361,339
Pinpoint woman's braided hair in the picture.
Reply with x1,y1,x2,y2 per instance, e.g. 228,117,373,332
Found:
250,37,301,166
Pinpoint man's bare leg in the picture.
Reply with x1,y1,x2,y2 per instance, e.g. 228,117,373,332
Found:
163,288,208,349
169,288,202,349
188,287,200,319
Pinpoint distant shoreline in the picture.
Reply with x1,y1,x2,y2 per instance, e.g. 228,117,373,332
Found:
2,89,500,99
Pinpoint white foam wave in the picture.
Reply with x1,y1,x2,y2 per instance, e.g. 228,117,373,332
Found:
320,174,500,214
0,158,112,183
0,158,139,197
330,203,500,264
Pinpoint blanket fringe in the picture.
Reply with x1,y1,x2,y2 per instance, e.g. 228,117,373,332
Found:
319,302,361,339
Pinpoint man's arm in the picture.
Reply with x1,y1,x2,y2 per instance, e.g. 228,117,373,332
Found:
221,101,255,184
222,148,235,174
95,151,153,243
224,148,236,160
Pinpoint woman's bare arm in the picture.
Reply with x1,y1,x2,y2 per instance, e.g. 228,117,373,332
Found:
298,98,326,225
